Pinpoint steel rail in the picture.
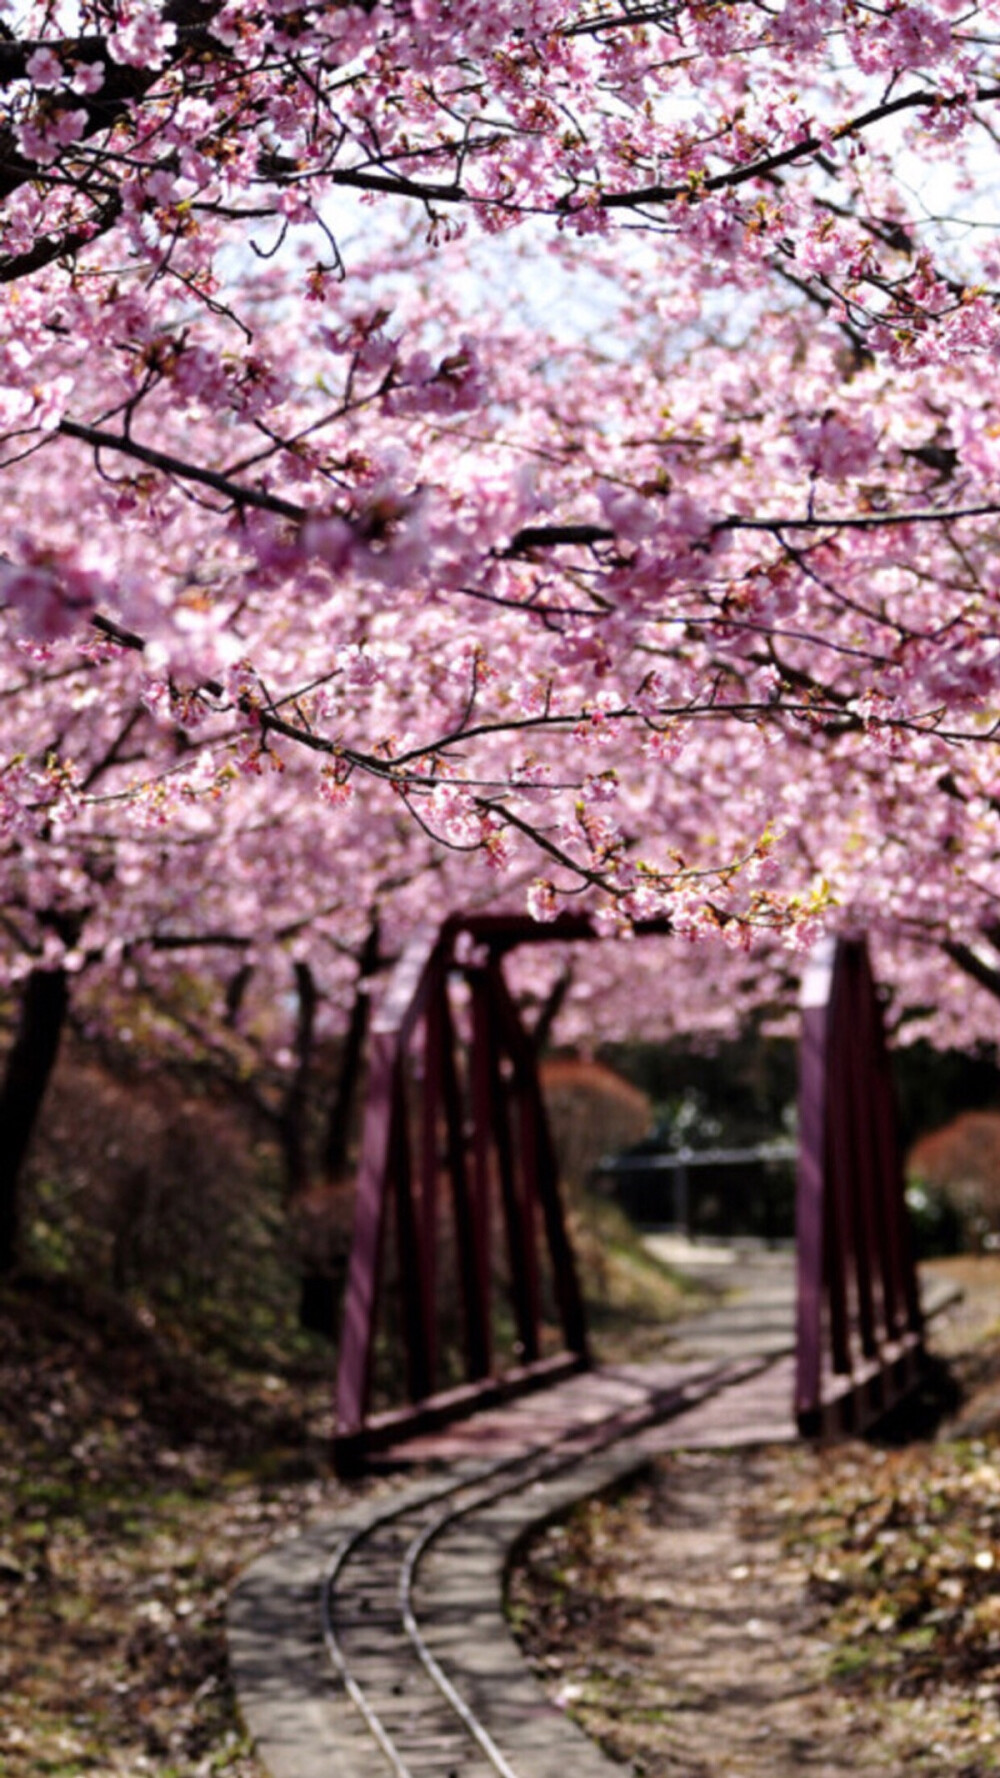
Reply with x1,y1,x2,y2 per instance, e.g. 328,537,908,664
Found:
323,1353,781,1778
321,1455,522,1778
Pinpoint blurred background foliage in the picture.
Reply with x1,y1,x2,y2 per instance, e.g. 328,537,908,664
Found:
7,976,1000,1376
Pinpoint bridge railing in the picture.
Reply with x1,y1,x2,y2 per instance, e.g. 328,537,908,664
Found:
334,912,620,1470
594,1142,798,1239
795,936,925,1435
334,917,927,1468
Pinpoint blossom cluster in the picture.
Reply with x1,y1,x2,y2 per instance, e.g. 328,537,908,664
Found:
0,2,999,1053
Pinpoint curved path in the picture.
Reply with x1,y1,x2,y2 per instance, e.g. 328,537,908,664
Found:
228,1350,795,1778
228,1253,959,1778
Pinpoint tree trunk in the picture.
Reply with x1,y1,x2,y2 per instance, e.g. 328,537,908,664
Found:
0,966,69,1274
278,959,318,1201
323,917,382,1180
531,962,574,1056
224,960,254,1028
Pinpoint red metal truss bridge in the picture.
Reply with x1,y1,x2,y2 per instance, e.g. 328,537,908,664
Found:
333,914,925,1473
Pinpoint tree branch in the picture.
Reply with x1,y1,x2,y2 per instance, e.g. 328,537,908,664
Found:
942,937,1000,1001
59,418,308,520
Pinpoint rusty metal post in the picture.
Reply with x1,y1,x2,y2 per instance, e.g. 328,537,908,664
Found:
841,944,879,1359
825,978,856,1378
390,1055,431,1404
419,957,444,1391
334,929,438,1450
436,967,490,1380
468,967,496,1379
482,961,541,1364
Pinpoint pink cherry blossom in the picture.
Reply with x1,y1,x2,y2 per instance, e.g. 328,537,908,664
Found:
0,0,997,1069
25,48,64,88
108,5,176,68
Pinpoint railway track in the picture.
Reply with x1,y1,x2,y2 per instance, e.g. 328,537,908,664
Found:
230,1253,963,1778
317,1353,781,1778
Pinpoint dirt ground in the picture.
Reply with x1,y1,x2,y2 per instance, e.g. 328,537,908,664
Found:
0,1272,347,1778
5,1257,1000,1776
508,1257,1000,1778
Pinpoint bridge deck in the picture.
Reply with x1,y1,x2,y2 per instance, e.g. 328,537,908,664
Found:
375,1351,798,1467
372,1251,960,1466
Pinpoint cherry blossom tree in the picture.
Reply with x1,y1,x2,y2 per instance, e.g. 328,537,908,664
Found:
4,1,1000,1273
0,2,998,910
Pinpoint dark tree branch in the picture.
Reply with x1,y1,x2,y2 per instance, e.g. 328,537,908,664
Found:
59,419,308,520
942,938,1000,1001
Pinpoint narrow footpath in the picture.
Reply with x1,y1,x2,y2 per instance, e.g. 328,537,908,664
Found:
228,1252,960,1778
